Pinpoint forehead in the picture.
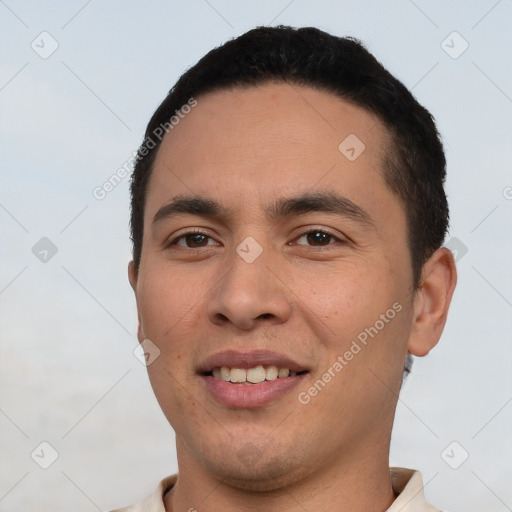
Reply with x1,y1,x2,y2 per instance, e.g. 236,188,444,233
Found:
146,83,399,227
155,83,387,165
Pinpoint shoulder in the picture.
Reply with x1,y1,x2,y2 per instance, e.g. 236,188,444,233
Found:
109,474,177,512
389,467,443,512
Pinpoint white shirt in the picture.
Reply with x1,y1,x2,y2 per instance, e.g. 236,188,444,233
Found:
111,467,442,512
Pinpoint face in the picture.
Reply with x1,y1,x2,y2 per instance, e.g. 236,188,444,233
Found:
129,83,418,490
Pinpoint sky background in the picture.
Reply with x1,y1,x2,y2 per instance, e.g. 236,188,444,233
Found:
1,1,511,510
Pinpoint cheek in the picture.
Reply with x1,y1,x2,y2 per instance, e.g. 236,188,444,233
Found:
296,260,397,340
135,267,211,398
137,267,201,342
136,269,207,428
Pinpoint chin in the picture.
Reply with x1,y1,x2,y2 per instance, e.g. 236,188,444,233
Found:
199,441,310,492
216,464,305,493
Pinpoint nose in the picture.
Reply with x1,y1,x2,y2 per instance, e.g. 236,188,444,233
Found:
207,249,292,331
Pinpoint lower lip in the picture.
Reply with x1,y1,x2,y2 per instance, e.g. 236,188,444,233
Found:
201,374,307,408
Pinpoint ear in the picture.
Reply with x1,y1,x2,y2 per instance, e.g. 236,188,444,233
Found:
128,261,145,343
408,247,457,357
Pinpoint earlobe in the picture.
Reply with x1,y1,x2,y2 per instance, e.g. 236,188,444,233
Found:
128,261,145,343
128,260,138,292
408,248,457,357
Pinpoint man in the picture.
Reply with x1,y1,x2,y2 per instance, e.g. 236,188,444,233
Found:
116,25,457,511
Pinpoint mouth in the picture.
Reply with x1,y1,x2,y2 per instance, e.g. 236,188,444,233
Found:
198,350,309,407
205,365,307,384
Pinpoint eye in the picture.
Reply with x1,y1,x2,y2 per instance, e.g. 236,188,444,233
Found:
169,230,219,248
294,229,343,247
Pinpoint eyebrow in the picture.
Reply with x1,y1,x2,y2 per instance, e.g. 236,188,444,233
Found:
151,191,374,229
152,196,230,227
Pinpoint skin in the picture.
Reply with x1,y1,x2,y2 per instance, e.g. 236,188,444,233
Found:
128,83,457,512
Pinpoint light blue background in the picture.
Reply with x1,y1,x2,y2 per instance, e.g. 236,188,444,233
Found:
1,1,511,510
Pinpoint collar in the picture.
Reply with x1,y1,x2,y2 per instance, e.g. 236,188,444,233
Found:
111,467,441,511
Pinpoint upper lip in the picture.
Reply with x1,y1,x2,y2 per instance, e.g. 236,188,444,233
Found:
198,349,308,374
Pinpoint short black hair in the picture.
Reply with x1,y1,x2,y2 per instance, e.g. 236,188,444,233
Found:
130,25,449,290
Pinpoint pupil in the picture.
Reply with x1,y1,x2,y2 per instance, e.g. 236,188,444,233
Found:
188,234,206,247
308,232,329,245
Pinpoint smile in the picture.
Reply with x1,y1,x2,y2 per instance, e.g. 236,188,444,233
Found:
209,365,304,384
199,350,309,407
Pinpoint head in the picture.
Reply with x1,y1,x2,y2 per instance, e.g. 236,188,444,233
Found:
128,26,456,490
130,26,449,288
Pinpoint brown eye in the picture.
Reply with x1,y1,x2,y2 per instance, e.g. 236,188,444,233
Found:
183,233,209,247
170,231,218,248
296,230,341,247
307,231,331,246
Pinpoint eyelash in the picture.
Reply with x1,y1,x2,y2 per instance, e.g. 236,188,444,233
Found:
167,228,345,249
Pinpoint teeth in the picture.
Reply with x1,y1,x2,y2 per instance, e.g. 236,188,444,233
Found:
211,365,300,383
247,365,266,383
220,366,230,382
265,365,279,381
278,368,289,378
230,368,246,383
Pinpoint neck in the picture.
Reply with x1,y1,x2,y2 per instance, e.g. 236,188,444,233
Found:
165,439,396,512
